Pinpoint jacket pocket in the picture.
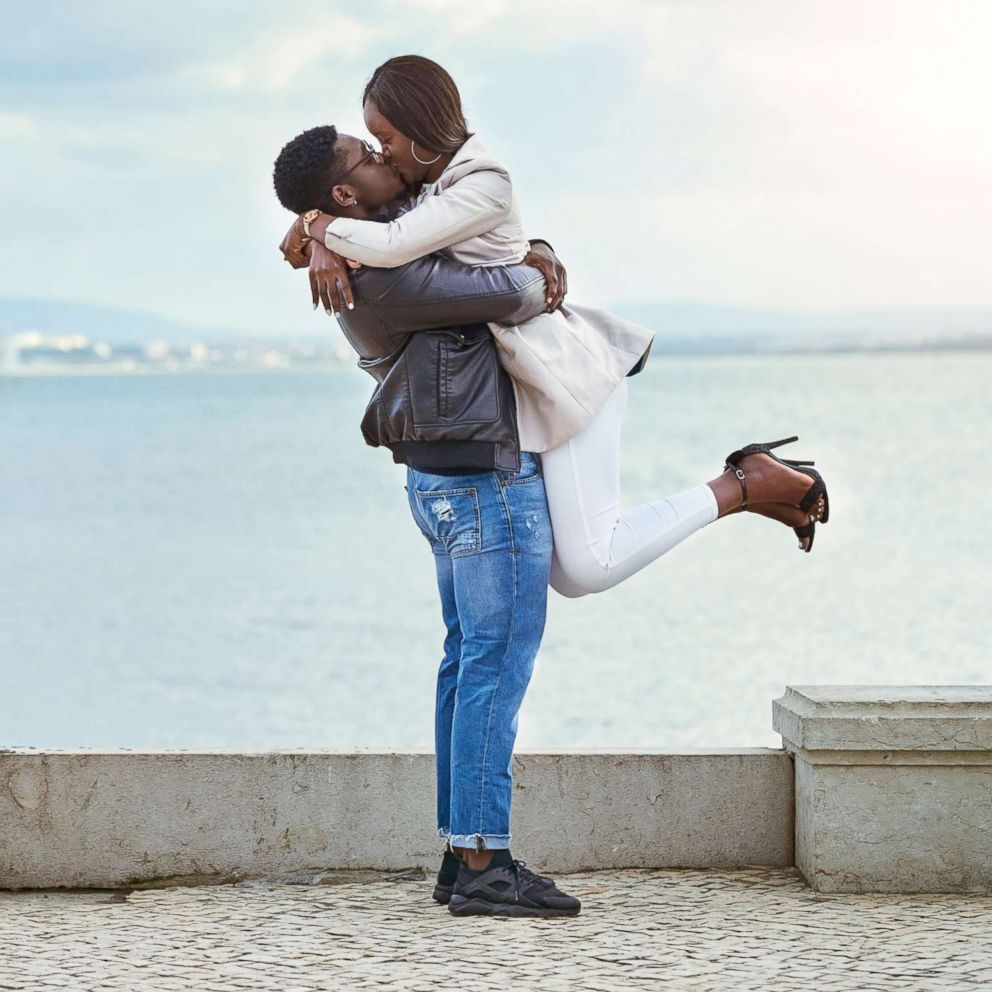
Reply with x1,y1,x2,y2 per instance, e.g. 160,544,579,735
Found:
408,330,501,430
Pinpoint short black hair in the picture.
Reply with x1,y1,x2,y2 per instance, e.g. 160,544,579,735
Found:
272,125,344,214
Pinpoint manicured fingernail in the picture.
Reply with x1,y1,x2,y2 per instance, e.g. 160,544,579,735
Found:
347,302,354,310
313,304,318,310
333,311,340,318
325,308,332,314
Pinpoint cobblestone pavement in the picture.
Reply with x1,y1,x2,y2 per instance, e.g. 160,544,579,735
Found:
2,866,991,991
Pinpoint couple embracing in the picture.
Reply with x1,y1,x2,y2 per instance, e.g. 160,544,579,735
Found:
273,55,829,919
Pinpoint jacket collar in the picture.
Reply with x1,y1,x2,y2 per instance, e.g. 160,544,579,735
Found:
443,133,487,172
418,134,491,198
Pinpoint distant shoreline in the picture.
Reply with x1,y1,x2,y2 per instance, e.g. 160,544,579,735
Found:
0,364,353,378
3,344,991,379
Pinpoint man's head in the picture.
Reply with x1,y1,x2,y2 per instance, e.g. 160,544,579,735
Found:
272,125,407,217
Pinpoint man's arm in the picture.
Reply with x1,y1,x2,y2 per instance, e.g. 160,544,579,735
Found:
339,253,549,341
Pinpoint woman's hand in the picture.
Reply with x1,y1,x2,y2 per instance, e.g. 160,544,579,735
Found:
523,241,568,312
309,240,361,315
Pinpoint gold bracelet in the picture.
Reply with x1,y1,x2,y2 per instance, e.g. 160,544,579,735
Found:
301,208,321,238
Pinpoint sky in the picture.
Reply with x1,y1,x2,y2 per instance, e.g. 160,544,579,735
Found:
1,0,990,336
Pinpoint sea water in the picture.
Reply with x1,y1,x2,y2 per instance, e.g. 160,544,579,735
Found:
1,352,989,750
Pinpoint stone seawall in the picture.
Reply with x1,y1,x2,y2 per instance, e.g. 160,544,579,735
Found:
0,748,792,889
7,685,990,893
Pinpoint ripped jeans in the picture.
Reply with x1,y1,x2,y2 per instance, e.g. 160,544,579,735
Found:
405,452,553,851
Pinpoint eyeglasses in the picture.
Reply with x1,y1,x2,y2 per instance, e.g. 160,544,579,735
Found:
335,139,383,184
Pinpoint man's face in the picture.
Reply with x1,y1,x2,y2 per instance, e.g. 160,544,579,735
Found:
334,133,407,210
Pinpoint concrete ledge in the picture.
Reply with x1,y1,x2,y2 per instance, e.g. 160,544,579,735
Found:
774,685,992,752
774,686,992,894
0,748,793,889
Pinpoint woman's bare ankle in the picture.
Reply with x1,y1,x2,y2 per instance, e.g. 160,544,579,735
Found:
707,471,745,518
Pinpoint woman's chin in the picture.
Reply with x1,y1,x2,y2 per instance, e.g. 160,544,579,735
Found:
393,163,420,186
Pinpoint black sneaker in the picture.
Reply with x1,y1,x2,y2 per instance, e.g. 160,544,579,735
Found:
432,845,462,904
447,851,581,918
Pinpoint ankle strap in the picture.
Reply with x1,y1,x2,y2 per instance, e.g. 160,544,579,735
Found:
727,463,747,509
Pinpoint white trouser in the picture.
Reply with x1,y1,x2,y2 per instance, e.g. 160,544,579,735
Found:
539,377,719,598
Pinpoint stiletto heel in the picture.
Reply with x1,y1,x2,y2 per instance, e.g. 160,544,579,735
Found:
723,436,830,552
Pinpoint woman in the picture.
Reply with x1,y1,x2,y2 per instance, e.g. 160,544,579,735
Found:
294,56,829,599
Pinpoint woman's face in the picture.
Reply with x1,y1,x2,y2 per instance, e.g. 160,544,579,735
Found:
363,98,431,187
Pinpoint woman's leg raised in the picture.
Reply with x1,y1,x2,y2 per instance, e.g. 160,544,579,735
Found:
542,378,719,597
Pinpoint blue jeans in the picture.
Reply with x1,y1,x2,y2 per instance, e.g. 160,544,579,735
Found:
405,451,553,851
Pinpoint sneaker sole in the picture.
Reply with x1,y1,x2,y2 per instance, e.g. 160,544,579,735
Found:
448,895,580,918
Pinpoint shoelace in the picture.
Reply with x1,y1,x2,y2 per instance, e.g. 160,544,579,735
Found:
511,859,555,889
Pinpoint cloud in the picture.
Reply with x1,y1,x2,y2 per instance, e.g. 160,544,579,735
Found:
395,0,642,46
184,14,382,95
0,112,37,141
0,0,989,330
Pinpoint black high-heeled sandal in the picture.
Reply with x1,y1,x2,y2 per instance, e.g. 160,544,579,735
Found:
724,435,829,552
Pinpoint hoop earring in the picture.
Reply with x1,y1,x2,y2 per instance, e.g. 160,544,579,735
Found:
410,140,442,166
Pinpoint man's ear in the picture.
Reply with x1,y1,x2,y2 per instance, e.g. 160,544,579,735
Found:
330,184,357,208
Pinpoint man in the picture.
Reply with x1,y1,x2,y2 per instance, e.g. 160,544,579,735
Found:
273,126,581,918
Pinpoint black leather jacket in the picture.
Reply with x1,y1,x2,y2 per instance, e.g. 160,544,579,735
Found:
335,254,548,473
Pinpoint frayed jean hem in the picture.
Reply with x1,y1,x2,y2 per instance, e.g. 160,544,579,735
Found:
447,832,511,851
